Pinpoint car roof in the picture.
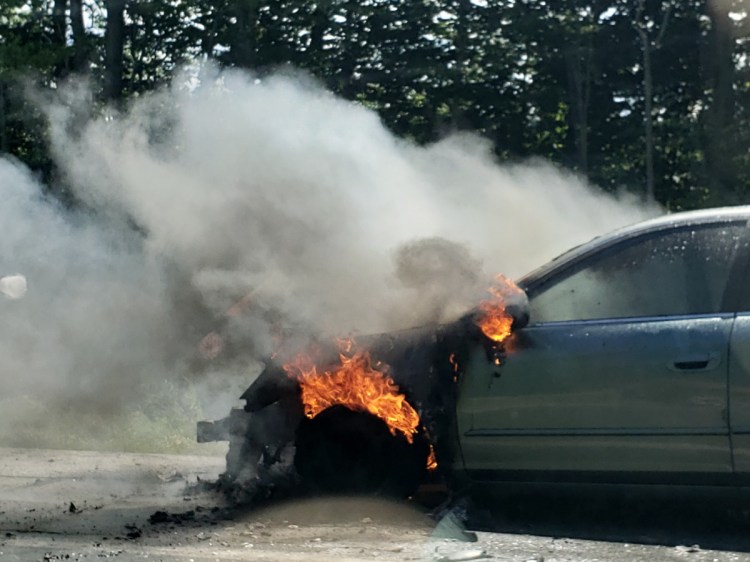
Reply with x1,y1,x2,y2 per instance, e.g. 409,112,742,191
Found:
617,205,750,231
517,205,750,288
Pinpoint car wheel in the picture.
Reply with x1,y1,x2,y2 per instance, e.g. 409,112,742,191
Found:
294,404,430,497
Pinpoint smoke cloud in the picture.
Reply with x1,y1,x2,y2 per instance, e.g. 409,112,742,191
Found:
0,65,656,449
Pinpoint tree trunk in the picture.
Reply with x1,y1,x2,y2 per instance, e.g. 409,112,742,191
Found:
704,1,737,200
309,3,328,63
229,0,260,68
450,0,472,128
52,0,69,76
635,0,670,204
70,0,87,71
0,80,7,154
104,0,126,101
639,29,656,203
52,0,67,46
565,46,593,176
200,4,219,58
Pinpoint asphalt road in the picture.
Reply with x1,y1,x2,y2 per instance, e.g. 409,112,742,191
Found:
1,447,750,561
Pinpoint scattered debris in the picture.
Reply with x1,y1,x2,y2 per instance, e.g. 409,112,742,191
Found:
431,495,494,531
675,544,702,553
157,470,184,483
436,549,489,562
124,524,141,539
95,550,123,558
432,510,478,543
148,509,195,525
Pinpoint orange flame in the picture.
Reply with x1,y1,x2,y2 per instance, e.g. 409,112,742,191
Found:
475,274,522,343
284,341,421,444
426,444,438,471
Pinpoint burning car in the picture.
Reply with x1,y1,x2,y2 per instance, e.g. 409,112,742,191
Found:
199,206,750,499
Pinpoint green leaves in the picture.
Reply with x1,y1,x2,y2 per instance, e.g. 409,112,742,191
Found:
1,0,749,209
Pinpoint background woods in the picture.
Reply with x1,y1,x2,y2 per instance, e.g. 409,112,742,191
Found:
1,0,749,210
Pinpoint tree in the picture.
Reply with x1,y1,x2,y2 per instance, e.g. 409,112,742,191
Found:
70,0,88,71
703,0,740,202
0,0,749,211
104,0,125,100
0,1,65,174
634,0,672,203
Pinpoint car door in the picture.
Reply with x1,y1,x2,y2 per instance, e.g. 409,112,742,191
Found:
727,245,750,478
457,220,747,485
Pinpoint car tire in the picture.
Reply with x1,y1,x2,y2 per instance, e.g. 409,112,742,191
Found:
294,405,430,497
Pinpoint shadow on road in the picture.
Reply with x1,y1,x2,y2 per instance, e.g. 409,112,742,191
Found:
462,493,750,552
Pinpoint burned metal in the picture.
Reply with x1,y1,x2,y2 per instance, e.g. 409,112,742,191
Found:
294,404,430,496
197,285,528,502
198,276,528,500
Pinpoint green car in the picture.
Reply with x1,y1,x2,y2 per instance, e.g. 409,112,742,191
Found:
457,205,750,493
200,206,750,498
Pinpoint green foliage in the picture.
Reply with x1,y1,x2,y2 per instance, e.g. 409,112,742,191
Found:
0,1,64,179
124,0,204,95
1,0,750,208
0,1,65,74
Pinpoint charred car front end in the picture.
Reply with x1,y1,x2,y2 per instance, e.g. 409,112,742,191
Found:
197,307,525,500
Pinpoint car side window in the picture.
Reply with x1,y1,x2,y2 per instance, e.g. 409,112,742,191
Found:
528,223,745,323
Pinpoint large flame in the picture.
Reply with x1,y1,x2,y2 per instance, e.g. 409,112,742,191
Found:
475,274,521,343
283,341,421,444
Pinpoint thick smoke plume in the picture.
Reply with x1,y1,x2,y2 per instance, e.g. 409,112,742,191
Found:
0,66,656,449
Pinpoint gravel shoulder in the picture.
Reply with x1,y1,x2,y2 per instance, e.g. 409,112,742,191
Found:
2,447,750,561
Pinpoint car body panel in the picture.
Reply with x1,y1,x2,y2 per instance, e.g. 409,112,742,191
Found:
456,207,750,487
729,314,750,474
457,315,733,477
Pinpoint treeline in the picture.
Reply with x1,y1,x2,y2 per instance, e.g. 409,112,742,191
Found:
1,0,749,209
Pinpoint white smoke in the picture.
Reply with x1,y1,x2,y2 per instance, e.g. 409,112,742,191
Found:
0,274,27,299
0,158,177,403
44,66,655,336
0,65,657,448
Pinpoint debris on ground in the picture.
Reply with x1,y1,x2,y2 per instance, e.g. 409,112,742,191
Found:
432,512,479,543
148,509,195,525
435,548,490,561
156,470,184,483
123,524,141,540
675,544,702,553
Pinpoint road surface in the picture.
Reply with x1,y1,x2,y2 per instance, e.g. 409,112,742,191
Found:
1,447,749,561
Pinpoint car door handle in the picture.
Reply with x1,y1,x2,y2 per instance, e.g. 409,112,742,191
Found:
670,353,720,372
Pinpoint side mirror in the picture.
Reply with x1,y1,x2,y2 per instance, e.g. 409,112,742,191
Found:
472,277,530,338
505,295,529,330
488,276,529,331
